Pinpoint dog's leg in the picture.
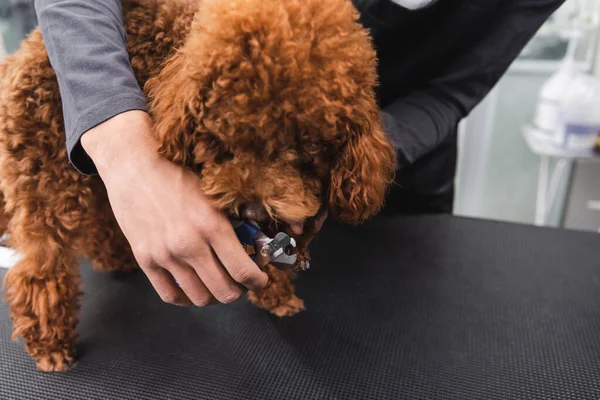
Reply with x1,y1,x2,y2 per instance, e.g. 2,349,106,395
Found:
3,231,80,372
0,189,10,237
248,265,305,317
0,171,94,372
248,215,322,317
0,30,95,371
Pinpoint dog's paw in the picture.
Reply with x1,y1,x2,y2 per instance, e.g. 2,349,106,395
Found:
36,350,76,373
297,260,310,271
270,295,305,317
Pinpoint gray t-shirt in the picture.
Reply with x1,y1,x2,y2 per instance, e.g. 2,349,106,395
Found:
35,0,146,174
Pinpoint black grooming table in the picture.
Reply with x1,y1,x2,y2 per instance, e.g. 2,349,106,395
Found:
2,215,600,399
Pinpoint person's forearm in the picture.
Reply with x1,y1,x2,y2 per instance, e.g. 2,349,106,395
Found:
35,0,147,174
383,0,564,168
382,91,457,169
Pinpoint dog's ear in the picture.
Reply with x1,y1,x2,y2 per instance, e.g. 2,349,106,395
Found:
328,118,396,225
145,52,192,165
145,48,217,167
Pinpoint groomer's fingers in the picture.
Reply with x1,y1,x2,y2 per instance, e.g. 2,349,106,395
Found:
163,260,218,307
142,264,192,306
187,249,246,304
207,222,269,292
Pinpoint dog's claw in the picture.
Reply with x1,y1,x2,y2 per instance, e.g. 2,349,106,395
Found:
298,260,310,270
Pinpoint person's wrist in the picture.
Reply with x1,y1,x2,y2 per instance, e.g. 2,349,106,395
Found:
81,110,158,177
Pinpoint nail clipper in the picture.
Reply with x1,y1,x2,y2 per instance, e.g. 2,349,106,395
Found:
230,219,298,270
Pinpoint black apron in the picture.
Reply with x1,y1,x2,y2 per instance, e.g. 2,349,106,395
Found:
352,0,502,214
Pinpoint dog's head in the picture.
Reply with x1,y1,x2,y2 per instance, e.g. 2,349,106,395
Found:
147,0,395,230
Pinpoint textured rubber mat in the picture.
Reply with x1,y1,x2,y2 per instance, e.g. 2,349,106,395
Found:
1,215,600,399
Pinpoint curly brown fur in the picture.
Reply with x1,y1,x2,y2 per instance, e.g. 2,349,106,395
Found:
0,0,395,371
247,266,305,317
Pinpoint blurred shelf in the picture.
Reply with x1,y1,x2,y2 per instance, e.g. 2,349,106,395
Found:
522,125,600,160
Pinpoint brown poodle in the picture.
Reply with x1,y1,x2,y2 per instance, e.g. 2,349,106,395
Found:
0,0,395,372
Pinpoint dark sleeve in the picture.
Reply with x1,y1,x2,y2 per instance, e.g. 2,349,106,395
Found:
382,0,565,168
35,0,148,174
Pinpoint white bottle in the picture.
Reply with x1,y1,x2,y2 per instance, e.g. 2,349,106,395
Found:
557,73,600,151
533,30,580,145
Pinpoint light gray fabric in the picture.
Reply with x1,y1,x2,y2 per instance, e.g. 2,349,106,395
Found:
35,0,146,174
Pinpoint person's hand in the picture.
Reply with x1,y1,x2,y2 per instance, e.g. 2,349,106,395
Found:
81,110,268,306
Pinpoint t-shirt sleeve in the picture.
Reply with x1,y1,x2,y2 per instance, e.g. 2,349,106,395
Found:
35,0,148,174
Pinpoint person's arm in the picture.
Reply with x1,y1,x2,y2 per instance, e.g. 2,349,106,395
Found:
383,0,565,168
35,0,147,174
35,0,269,306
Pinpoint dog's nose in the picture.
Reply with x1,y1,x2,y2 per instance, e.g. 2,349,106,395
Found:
240,203,305,235
240,203,268,221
